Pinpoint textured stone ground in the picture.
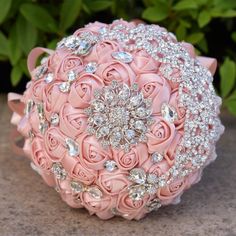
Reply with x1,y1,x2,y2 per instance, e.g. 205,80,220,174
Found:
0,95,235,236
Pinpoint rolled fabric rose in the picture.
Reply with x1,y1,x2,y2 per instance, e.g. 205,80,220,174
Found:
8,20,224,220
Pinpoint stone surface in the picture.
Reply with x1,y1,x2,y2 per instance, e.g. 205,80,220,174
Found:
0,95,235,236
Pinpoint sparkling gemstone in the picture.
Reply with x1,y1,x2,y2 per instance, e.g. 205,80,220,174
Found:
152,152,163,163
67,70,76,82
135,120,146,132
39,121,48,134
50,113,60,126
112,51,133,63
146,183,158,195
104,89,115,103
51,163,67,180
70,181,85,193
104,160,117,172
129,168,146,184
136,107,147,118
75,40,92,55
35,65,47,79
161,103,177,123
129,184,146,201
97,126,110,137
85,62,97,73
44,73,54,83
92,101,105,112
93,115,104,126
64,36,80,49
65,138,79,157
125,129,136,140
25,99,34,116
59,82,71,93
87,186,103,199
118,84,130,100
36,103,44,120
147,173,159,184
146,198,161,212
130,93,143,107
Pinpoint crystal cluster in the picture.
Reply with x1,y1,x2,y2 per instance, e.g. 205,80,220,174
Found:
85,81,153,152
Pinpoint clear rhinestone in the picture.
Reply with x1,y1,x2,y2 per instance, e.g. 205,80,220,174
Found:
51,163,67,180
75,40,92,55
64,36,80,49
112,51,133,63
70,181,85,193
50,113,60,126
118,84,130,100
93,115,104,126
104,89,115,103
135,120,146,132
97,126,110,137
130,93,143,107
104,160,117,172
136,107,148,118
147,173,159,184
35,65,47,79
129,168,146,184
25,99,34,116
87,186,103,199
36,103,44,120
146,198,161,212
59,82,70,93
125,129,136,140
85,62,97,73
152,152,163,163
161,103,177,123
39,121,48,134
92,100,105,112
44,73,54,83
146,183,158,195
129,184,146,201
65,138,79,157
67,70,76,82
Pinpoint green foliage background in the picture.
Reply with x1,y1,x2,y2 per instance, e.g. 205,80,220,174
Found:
0,0,236,115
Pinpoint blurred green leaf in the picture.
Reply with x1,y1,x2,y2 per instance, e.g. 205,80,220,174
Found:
173,0,198,11
20,3,58,33
60,0,82,32
198,10,211,27
220,58,236,97
0,0,12,24
225,91,236,115
231,32,236,43
211,8,236,17
19,58,29,77
176,23,186,40
0,31,9,57
142,3,169,22
11,63,23,86
186,32,204,44
47,39,58,49
85,0,113,12
16,15,38,55
8,25,22,65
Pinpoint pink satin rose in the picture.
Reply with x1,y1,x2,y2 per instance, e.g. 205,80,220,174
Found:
95,60,136,86
80,190,114,220
169,88,186,131
142,157,169,176
130,50,159,74
78,134,112,170
147,116,176,153
116,190,149,220
55,53,83,81
85,40,121,64
137,73,171,114
113,143,149,171
44,127,67,162
68,73,104,108
31,136,52,171
43,82,68,120
29,79,46,102
97,169,130,196
59,103,87,139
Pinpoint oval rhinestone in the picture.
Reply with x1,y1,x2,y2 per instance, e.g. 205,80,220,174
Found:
71,181,85,193
129,184,146,201
111,51,133,63
161,103,177,123
65,138,79,157
104,160,117,172
87,186,103,199
129,168,146,184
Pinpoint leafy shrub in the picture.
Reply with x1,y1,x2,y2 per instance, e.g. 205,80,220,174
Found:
0,0,236,115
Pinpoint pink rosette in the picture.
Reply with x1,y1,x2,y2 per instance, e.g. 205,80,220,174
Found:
97,169,130,196
55,53,83,81
137,73,171,114
29,79,45,102
95,60,136,86
44,127,67,162
130,50,159,74
113,143,149,171
78,134,112,170
31,136,52,171
43,82,68,120
68,73,104,108
85,40,121,64
80,191,114,220
142,157,169,176
116,190,149,220
147,117,176,153
59,103,87,139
